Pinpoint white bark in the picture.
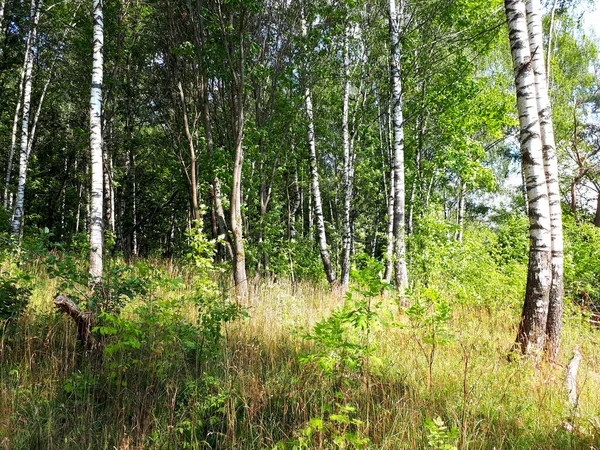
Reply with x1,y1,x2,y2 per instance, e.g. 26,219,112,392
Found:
565,348,581,407
526,0,564,361
11,0,42,236
456,181,465,242
341,27,352,287
4,52,27,210
25,72,50,161
89,0,104,284
505,0,552,355
383,102,394,283
389,0,408,290
0,0,5,40
302,11,336,285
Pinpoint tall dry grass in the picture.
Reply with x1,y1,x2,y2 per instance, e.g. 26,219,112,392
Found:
1,260,600,449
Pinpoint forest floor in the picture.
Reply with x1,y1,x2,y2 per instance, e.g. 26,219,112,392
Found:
2,257,600,449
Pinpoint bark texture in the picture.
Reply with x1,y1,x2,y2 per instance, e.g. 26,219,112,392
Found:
89,0,104,284
389,0,408,290
10,0,41,236
4,48,27,210
178,80,200,222
505,0,552,356
54,295,96,351
341,27,353,287
525,0,564,361
302,11,336,286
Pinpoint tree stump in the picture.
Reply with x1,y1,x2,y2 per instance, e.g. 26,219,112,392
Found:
54,294,96,351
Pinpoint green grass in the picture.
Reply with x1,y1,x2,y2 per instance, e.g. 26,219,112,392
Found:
1,257,600,449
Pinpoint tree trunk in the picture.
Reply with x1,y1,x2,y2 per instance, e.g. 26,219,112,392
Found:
526,0,564,361
4,47,28,210
341,27,352,287
595,192,600,228
288,164,301,240
505,0,552,356
456,180,465,242
389,0,408,290
201,74,232,261
54,295,96,351
545,0,558,88
103,149,114,233
302,12,336,286
130,148,138,256
10,0,41,236
0,1,5,32
231,91,248,299
89,0,104,284
178,80,200,222
383,101,394,283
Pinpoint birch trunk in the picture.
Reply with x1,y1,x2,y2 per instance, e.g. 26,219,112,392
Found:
11,0,42,236
4,55,27,210
545,0,558,87
25,72,50,162
389,0,408,290
0,1,4,30
525,0,564,360
456,181,465,242
0,0,5,46
302,25,336,286
340,27,352,287
383,101,394,283
130,149,138,256
384,148,395,283
89,0,104,284
505,0,552,356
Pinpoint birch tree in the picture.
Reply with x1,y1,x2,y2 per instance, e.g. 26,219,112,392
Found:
505,0,552,356
4,47,28,210
11,0,42,236
525,0,564,360
301,7,337,286
89,0,104,283
389,0,408,290
340,25,352,287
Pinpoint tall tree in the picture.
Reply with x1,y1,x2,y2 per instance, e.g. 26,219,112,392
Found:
505,0,552,356
340,25,352,287
389,0,408,290
89,0,104,283
11,0,42,236
301,5,337,286
525,0,564,360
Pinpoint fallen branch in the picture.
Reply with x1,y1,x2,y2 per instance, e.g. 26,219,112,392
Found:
54,294,96,351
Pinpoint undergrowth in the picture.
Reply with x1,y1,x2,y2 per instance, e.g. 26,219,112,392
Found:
1,222,600,449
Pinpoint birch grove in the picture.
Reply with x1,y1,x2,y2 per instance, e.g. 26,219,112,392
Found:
0,0,590,354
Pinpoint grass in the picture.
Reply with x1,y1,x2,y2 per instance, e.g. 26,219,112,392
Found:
1,255,600,449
